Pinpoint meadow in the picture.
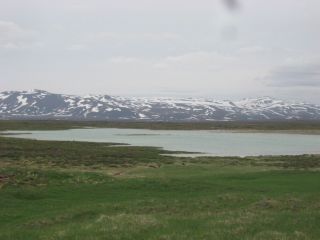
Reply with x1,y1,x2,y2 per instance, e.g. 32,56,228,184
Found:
0,120,320,240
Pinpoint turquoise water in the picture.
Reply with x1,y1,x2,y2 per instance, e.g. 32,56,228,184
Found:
6,128,320,157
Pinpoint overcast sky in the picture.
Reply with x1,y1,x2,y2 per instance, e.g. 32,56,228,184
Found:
1,0,320,103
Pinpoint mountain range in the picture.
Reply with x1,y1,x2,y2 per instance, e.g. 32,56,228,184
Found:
0,90,320,121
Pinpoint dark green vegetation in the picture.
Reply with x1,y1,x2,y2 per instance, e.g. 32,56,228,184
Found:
2,119,320,131
1,121,320,239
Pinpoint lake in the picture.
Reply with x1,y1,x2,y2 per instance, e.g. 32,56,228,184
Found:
5,128,320,157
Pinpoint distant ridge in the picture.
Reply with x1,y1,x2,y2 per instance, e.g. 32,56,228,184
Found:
1,90,320,121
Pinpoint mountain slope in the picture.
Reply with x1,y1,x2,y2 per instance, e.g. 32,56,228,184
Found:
1,90,320,121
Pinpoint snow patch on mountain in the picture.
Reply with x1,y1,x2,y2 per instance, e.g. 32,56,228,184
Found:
0,90,320,121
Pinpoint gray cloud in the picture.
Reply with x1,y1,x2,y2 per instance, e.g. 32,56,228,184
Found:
222,0,239,11
220,25,238,41
265,63,320,87
0,20,37,49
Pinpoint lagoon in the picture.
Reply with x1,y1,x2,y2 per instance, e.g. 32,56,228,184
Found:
5,128,320,157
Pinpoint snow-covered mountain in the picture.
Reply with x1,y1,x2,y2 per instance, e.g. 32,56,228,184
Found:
1,90,320,121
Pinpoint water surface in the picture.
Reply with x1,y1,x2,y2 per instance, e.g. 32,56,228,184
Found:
5,128,320,157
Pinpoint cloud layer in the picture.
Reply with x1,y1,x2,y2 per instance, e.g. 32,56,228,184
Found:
0,0,320,103
265,63,320,87
0,21,37,49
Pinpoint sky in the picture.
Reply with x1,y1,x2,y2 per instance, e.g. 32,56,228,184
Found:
0,0,320,103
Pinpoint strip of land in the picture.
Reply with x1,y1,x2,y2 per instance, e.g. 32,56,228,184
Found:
2,119,320,132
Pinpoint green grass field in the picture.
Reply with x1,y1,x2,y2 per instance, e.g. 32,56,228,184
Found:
1,121,320,239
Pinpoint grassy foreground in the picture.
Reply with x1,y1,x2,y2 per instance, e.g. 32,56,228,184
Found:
1,121,320,239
